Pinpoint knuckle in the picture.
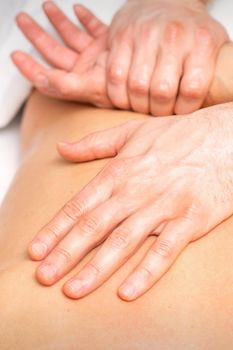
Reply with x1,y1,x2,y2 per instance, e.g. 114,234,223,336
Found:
108,64,126,85
89,17,101,31
84,131,99,146
164,21,183,45
144,22,156,36
53,246,72,263
77,213,101,237
103,158,129,178
92,90,110,108
62,199,85,222
129,78,149,95
59,81,70,96
151,239,174,258
35,34,48,48
113,99,130,110
115,28,130,45
106,227,131,250
92,92,103,107
151,82,175,101
196,27,215,50
58,18,69,32
139,265,154,279
43,226,60,243
181,81,203,99
85,261,102,276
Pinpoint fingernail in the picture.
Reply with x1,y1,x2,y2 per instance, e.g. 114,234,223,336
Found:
67,279,86,295
31,242,47,258
38,264,57,282
35,73,49,87
120,283,136,299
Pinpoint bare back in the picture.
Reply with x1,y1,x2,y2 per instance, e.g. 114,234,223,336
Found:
0,92,232,350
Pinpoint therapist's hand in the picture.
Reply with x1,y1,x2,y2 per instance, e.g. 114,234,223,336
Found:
12,1,112,108
28,103,233,301
13,1,229,118
106,0,229,115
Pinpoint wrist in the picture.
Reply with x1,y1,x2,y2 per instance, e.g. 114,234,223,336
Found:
204,44,233,108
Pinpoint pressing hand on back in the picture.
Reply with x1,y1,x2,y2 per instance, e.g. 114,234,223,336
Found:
28,103,233,301
13,0,229,116
106,0,229,115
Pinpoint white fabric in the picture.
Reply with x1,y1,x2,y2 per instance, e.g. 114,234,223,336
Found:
0,0,233,204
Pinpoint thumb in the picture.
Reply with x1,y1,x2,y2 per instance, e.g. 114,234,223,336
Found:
57,120,140,162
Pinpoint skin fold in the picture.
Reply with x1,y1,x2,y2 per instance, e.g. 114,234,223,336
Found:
0,91,232,350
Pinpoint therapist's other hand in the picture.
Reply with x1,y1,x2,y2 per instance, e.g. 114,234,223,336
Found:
28,103,233,301
106,0,229,115
12,1,112,108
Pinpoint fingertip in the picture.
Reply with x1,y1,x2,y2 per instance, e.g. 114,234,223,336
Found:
62,283,77,299
74,4,92,22
56,143,75,163
57,142,72,156
43,0,55,11
73,3,86,13
10,51,18,62
15,11,24,21
63,279,86,299
15,13,21,24
11,51,26,64
118,284,137,302
57,145,80,163
28,241,48,261
16,12,31,25
36,264,57,286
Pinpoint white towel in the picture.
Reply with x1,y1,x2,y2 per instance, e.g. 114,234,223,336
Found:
0,0,232,128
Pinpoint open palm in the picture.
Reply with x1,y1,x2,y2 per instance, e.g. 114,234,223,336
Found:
12,1,113,108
